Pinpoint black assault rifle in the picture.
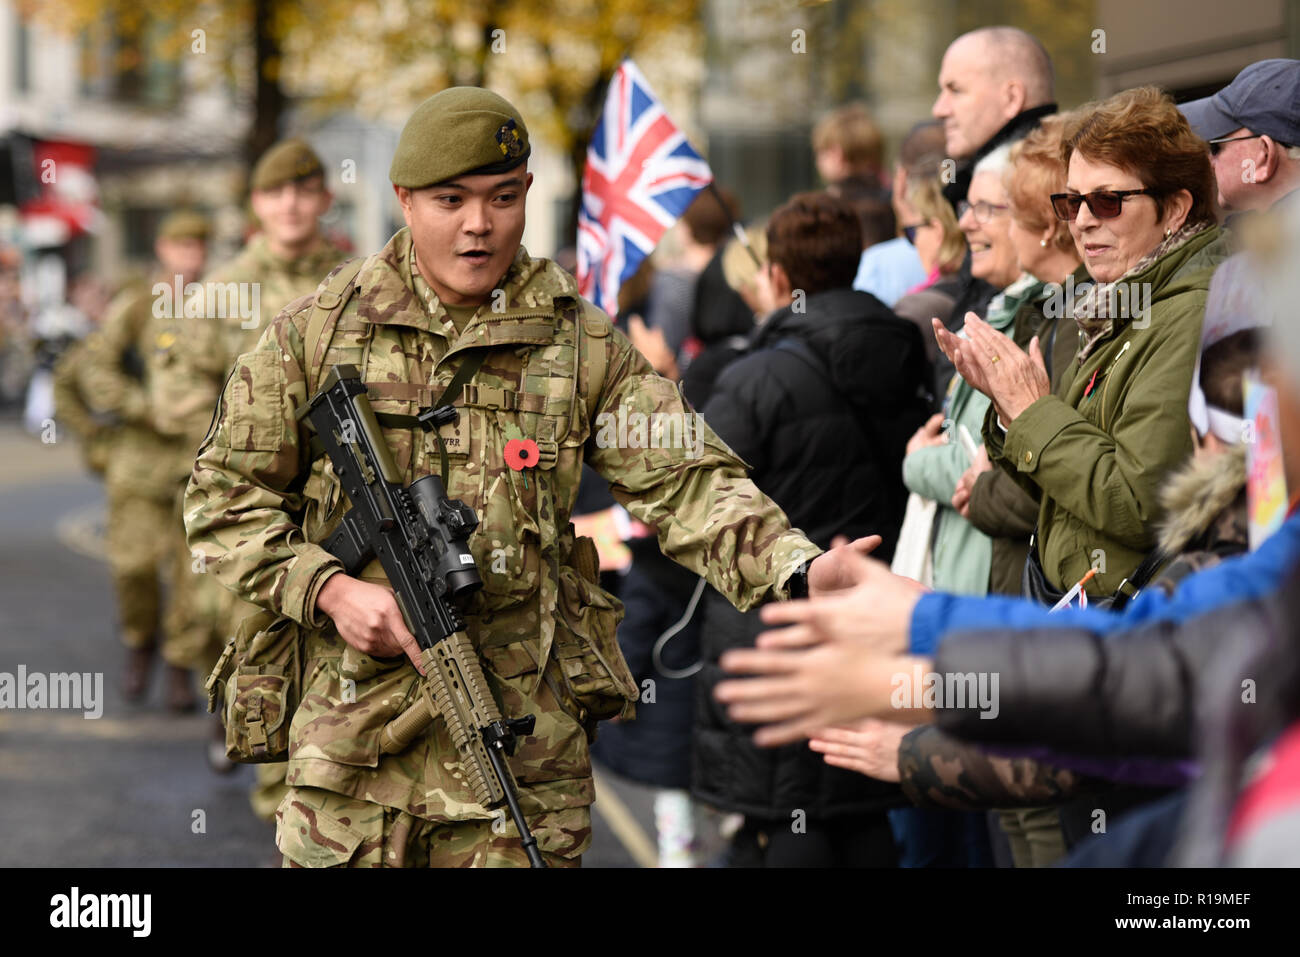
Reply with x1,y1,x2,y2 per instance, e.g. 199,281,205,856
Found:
303,363,545,868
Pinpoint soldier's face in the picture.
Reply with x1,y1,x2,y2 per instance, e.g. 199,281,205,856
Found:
250,176,332,249
396,169,532,307
155,237,207,285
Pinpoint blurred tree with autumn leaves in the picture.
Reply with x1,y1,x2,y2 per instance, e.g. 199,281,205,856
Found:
23,0,702,201
23,0,1096,212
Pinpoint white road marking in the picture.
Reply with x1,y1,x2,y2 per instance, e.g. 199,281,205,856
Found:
54,503,107,562
592,769,659,868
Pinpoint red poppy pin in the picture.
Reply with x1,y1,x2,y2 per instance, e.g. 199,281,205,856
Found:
504,438,540,471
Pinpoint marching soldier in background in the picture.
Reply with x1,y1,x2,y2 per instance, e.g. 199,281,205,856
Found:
149,139,347,798
52,337,114,479
184,88,874,867
78,210,210,709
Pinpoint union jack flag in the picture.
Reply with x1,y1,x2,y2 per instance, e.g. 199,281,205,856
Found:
576,59,714,317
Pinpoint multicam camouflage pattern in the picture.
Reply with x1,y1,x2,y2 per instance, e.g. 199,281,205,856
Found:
80,279,196,498
149,234,347,449
148,234,344,817
276,785,586,867
51,338,112,475
897,726,1087,810
185,226,815,860
76,279,201,662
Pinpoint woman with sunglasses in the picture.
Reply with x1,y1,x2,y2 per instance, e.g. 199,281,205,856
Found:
934,85,1230,605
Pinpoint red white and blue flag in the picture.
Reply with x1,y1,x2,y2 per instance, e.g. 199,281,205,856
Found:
576,59,713,317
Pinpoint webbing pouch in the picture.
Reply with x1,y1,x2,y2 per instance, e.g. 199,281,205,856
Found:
206,609,303,763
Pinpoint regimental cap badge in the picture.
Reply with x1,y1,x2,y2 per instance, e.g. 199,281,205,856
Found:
496,119,525,159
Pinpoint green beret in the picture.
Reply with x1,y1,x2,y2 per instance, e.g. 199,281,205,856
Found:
157,209,211,241
389,87,530,189
250,139,325,191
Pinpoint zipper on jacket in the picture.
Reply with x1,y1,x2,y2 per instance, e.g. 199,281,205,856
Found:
1098,339,1132,433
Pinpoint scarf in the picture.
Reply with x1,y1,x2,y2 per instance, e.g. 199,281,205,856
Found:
1072,220,1213,362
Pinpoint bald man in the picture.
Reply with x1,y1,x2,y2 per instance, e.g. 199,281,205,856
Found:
929,26,1058,412
933,26,1056,206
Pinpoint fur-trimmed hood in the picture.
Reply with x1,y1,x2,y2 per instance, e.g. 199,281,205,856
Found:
1157,444,1248,557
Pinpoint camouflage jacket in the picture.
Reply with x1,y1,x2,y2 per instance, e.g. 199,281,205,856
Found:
78,277,192,497
184,227,817,826
898,726,1089,810
52,336,112,475
150,234,346,453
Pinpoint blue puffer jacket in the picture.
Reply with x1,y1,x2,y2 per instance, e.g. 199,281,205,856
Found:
913,512,1300,781
910,511,1300,656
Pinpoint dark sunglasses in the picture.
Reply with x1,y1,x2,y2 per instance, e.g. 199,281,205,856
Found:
1050,189,1156,221
901,222,928,244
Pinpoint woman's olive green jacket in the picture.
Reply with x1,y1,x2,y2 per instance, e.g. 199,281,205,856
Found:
983,225,1232,596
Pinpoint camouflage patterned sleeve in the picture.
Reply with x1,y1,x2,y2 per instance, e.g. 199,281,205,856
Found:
51,339,100,440
183,301,343,626
78,286,150,425
582,304,819,611
898,726,1086,810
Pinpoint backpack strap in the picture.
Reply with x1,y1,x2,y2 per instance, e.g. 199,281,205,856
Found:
304,256,370,397
576,299,609,412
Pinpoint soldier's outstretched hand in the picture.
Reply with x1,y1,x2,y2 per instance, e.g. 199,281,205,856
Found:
761,552,926,655
805,534,882,596
315,574,425,674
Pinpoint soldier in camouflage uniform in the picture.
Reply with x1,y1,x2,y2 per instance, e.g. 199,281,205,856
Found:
52,336,113,477
78,210,210,708
185,88,874,867
149,140,346,796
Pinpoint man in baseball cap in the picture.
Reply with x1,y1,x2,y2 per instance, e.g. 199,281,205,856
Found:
1180,59,1300,214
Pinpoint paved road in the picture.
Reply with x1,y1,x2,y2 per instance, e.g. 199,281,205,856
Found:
0,416,722,867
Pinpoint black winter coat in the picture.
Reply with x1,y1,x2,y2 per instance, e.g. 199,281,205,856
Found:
701,288,932,559
692,287,931,820
933,589,1269,760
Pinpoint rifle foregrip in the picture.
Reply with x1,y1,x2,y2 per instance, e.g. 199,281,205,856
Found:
425,636,509,809
379,696,436,755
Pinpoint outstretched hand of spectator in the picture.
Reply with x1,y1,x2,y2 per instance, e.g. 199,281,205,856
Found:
809,718,911,782
762,547,925,654
714,641,933,747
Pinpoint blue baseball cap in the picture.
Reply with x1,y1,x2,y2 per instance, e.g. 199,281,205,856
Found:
1179,59,1300,145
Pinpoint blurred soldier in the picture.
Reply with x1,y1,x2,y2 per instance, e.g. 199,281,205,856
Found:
79,210,210,708
52,339,113,478
185,87,873,867
150,139,345,793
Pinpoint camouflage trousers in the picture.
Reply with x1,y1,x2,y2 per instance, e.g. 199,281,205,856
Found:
105,484,193,666
250,762,289,823
276,786,589,867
